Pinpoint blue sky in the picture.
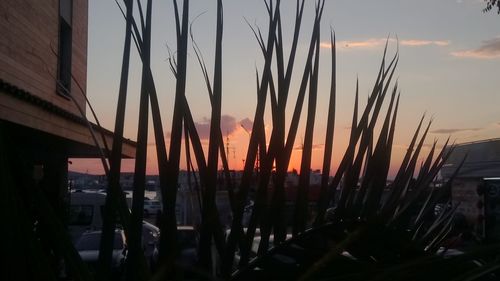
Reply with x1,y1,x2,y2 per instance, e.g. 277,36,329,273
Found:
71,0,500,175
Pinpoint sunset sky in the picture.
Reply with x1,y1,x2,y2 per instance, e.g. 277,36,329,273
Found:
70,0,500,177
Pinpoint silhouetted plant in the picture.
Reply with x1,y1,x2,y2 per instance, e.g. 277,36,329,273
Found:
100,0,500,280
6,0,500,281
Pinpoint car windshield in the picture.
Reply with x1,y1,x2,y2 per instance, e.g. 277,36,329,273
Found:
75,232,123,251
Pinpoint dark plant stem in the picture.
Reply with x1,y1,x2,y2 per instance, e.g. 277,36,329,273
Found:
314,30,336,226
97,0,133,279
126,0,152,280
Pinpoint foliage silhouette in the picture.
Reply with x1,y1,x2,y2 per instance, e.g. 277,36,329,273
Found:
4,0,500,281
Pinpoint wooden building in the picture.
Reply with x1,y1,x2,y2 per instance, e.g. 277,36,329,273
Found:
0,0,135,228
0,1,137,278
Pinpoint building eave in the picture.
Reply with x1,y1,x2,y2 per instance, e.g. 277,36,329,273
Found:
0,79,136,158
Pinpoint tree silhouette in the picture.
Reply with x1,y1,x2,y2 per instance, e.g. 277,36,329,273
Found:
484,0,500,14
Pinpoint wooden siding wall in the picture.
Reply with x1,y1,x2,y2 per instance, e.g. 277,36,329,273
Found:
0,0,88,116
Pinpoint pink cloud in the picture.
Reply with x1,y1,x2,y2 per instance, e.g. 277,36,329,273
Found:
194,115,254,139
293,143,325,151
431,127,482,134
451,37,500,59
240,118,254,132
321,38,450,50
400,39,449,46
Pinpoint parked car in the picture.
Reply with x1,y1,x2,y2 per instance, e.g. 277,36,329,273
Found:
69,191,156,244
68,190,133,242
75,230,127,277
68,191,107,242
143,199,162,217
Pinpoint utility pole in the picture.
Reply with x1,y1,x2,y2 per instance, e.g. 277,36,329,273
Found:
226,131,230,168
225,131,237,168
240,124,258,173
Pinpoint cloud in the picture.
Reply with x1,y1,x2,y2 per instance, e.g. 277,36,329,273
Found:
293,143,325,151
400,39,449,47
312,143,325,150
450,37,500,59
194,120,211,140
194,115,254,139
393,143,436,150
336,38,387,49
195,115,235,139
240,118,254,133
147,116,254,143
320,38,449,50
431,128,482,134
221,115,240,135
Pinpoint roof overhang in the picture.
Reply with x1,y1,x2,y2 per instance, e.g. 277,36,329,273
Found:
441,139,500,179
0,79,136,158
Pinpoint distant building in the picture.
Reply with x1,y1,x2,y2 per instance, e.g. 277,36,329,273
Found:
441,138,500,179
0,0,135,229
441,139,500,240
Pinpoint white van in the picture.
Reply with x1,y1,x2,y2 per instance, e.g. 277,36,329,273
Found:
68,190,134,242
69,190,161,269
69,191,107,242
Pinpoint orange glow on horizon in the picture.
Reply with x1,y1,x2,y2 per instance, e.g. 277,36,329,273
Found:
69,129,436,181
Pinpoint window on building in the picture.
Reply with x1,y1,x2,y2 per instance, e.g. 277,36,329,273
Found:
57,0,73,96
